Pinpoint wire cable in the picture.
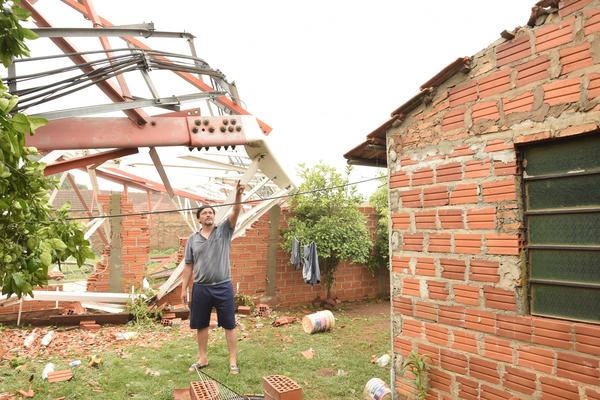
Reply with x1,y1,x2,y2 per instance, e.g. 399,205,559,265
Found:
62,175,387,221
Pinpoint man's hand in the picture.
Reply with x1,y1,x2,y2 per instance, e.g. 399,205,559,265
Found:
180,289,188,305
229,180,244,228
235,180,244,197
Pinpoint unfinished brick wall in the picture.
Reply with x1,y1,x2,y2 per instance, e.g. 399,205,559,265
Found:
388,1,600,398
160,206,388,308
86,193,149,293
271,207,386,307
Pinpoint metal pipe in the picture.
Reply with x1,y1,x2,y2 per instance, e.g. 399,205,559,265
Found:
524,168,600,181
527,244,600,251
525,207,600,215
32,27,195,39
530,279,600,290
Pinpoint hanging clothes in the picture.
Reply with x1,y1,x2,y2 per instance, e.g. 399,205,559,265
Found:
302,242,320,286
290,237,302,270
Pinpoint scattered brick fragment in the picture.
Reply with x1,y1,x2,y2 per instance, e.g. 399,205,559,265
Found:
48,370,73,383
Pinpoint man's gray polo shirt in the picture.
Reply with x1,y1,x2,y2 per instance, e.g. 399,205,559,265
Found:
184,222,234,285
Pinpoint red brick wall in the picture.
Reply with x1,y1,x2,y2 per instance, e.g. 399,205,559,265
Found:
387,1,600,398
230,206,388,306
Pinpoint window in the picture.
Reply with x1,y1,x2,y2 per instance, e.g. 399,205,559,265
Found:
521,133,600,323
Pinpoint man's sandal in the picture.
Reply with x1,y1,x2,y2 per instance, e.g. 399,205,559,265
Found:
229,365,240,375
189,362,209,371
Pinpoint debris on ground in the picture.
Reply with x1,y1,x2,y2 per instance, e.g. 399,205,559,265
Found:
144,367,160,377
301,348,315,359
47,370,73,383
317,368,336,376
113,331,138,341
237,305,252,315
41,330,55,346
16,388,33,398
255,304,271,318
23,330,38,348
42,362,55,380
371,353,390,367
272,316,298,327
0,324,198,361
88,355,103,368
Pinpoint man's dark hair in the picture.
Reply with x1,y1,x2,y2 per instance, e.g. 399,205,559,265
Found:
196,205,216,219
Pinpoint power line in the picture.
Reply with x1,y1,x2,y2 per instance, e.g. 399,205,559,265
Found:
63,175,387,221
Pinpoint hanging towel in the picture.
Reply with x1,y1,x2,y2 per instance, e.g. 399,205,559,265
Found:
302,242,320,285
290,237,302,270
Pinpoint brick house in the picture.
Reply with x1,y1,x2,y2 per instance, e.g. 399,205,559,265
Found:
346,1,600,399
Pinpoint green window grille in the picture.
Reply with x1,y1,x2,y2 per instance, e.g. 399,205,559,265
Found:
522,133,600,323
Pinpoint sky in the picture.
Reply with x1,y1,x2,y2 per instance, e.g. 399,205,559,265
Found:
16,0,529,198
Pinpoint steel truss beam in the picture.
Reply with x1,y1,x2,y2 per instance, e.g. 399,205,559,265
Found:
28,115,249,150
58,0,272,133
21,0,149,125
44,148,138,175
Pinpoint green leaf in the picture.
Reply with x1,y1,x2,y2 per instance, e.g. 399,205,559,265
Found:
12,272,24,289
19,27,37,40
1,53,12,68
40,251,52,267
11,112,29,133
11,6,31,20
27,115,47,133
26,237,37,250
0,97,9,112
49,238,67,251
6,95,18,112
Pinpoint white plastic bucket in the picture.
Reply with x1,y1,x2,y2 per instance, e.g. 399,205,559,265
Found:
364,378,392,400
301,310,335,334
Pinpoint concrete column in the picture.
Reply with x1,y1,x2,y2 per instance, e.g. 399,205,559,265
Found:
108,194,122,292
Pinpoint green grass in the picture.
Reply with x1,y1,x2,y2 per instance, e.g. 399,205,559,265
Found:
0,301,390,399
149,247,178,257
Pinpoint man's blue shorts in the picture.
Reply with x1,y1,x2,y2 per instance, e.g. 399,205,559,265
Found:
190,281,236,330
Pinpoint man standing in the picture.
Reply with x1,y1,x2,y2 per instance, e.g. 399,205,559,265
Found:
181,181,244,375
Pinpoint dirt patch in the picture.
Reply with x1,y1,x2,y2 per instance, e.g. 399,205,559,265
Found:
337,298,390,317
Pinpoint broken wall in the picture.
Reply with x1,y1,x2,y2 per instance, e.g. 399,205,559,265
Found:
86,193,149,293
388,1,600,398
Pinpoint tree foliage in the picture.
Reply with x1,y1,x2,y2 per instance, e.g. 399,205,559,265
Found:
0,0,94,298
368,173,389,273
282,163,372,298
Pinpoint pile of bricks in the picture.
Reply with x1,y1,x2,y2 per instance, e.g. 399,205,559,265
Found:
160,313,182,327
237,305,252,315
86,246,111,292
262,375,302,400
80,320,100,332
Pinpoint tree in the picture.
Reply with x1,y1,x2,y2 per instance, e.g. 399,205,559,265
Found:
368,173,389,273
0,0,94,298
282,163,372,299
